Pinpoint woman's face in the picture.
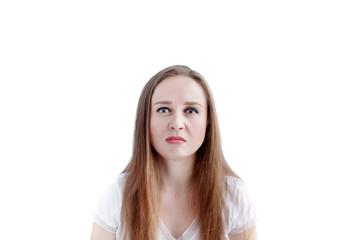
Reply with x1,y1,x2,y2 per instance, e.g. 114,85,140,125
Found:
150,75,208,162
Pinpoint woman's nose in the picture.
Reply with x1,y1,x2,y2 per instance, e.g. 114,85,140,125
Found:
168,113,185,130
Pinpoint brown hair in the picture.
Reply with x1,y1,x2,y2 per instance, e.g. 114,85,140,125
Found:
121,65,238,239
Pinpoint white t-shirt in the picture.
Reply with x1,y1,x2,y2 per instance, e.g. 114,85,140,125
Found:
94,173,256,240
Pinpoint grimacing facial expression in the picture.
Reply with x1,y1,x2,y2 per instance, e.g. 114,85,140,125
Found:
150,76,208,162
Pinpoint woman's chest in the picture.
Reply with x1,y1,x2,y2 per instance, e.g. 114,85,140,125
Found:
159,194,198,239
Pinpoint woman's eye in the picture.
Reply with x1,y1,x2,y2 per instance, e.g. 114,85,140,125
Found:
157,107,170,113
185,108,198,114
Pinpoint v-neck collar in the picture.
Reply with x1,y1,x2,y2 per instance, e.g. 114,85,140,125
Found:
158,214,199,240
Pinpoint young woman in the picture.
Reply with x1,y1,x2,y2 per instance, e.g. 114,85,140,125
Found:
90,65,257,240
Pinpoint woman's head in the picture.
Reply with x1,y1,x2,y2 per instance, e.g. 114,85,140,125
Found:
132,65,221,164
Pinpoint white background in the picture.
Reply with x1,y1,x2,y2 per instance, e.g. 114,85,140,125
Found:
0,0,359,239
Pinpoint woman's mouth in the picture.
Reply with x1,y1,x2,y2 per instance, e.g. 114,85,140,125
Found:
166,136,186,144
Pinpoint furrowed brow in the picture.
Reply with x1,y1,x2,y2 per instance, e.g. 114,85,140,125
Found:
153,101,204,108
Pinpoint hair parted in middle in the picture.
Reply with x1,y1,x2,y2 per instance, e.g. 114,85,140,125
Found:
121,65,238,240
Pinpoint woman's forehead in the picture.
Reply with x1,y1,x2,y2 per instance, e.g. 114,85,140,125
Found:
151,76,207,104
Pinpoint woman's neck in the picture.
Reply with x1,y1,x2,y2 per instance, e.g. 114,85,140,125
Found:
157,156,195,193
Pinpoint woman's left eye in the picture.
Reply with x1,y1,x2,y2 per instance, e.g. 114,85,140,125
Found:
185,108,199,114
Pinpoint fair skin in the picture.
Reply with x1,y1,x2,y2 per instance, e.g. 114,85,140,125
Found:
90,222,115,240
90,75,257,240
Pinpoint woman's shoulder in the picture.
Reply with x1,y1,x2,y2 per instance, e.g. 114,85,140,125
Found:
96,173,129,209
225,175,245,191
223,175,257,234
93,172,129,233
114,172,129,188
224,175,252,206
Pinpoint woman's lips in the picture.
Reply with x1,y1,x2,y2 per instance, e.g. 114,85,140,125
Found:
166,136,186,144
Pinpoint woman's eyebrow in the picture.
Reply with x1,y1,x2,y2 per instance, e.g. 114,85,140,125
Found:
153,101,172,106
153,101,203,108
184,101,203,108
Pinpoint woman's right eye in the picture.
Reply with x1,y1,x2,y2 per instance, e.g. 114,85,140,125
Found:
157,107,170,113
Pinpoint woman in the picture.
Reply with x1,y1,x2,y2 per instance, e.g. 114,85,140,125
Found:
90,65,257,240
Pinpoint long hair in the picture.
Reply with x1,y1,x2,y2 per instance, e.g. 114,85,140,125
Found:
121,65,238,240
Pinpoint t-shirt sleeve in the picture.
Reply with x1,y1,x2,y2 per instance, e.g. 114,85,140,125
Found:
226,177,257,234
93,177,122,233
